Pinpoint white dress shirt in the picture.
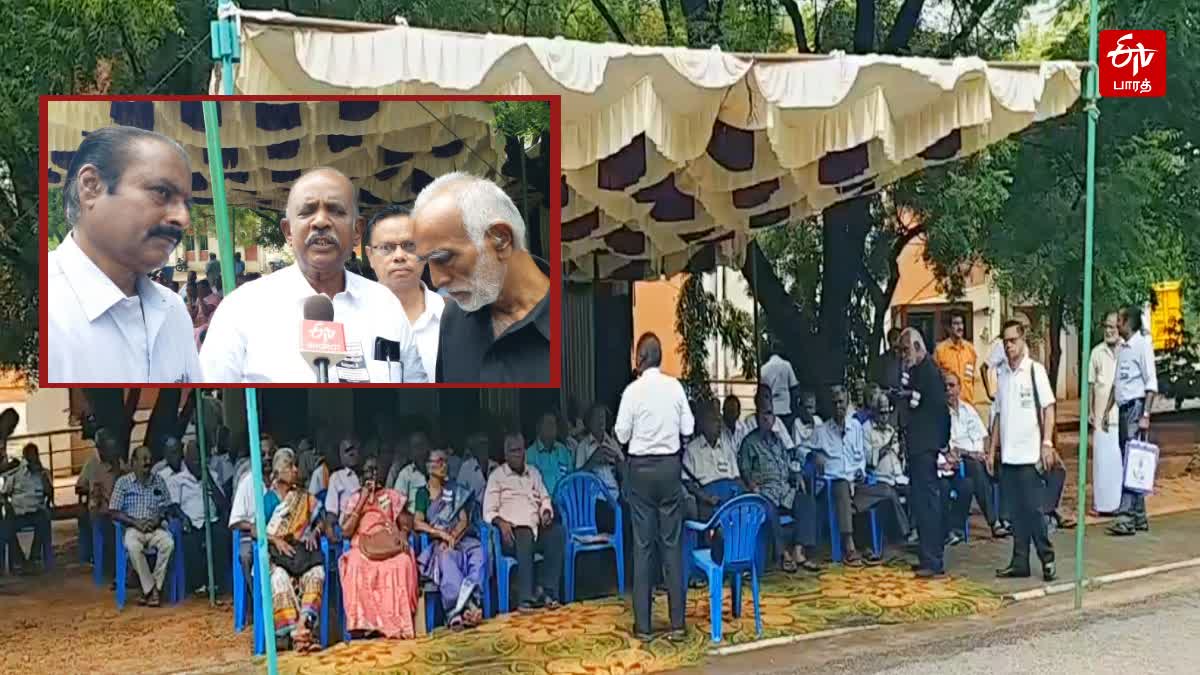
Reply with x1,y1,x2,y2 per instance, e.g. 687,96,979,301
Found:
198,264,427,383
48,232,201,383
163,465,219,528
228,472,257,527
402,282,444,383
759,355,799,415
1115,331,1158,405
948,401,987,456
614,368,695,456
1088,341,1120,426
994,356,1056,465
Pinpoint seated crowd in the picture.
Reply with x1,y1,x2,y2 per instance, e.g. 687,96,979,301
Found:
61,352,1072,653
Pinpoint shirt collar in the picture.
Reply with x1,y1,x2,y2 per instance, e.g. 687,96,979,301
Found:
457,256,552,342
281,263,366,303
57,231,165,323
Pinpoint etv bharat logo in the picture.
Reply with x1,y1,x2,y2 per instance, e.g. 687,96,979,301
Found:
308,323,336,342
1099,30,1166,98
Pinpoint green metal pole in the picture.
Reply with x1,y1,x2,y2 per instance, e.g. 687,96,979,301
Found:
1074,0,1101,611
209,8,276,668
196,391,216,607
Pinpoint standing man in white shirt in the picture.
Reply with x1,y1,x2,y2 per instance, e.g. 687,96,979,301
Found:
759,340,800,432
990,320,1057,582
944,373,1005,544
1088,312,1124,514
1103,305,1158,536
199,167,426,383
363,205,444,381
614,333,694,642
165,441,229,594
48,125,201,383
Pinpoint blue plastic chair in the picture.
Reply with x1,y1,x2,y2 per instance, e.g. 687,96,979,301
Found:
92,516,108,586
232,529,251,632
0,513,54,574
241,532,338,655
114,519,184,609
554,472,624,603
490,519,546,614
821,474,882,562
682,494,770,643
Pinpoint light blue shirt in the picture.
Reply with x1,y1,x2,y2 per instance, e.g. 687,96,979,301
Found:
805,417,867,482
1115,332,1158,405
526,440,574,497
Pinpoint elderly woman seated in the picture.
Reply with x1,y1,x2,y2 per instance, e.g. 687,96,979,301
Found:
413,449,486,630
264,448,329,653
338,456,420,639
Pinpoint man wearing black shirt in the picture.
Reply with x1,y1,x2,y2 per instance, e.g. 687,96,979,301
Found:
898,327,951,577
410,172,551,383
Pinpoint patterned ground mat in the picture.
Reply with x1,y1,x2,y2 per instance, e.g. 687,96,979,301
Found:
277,563,1003,674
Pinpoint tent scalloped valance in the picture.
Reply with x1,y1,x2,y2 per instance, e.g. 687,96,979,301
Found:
219,10,1081,282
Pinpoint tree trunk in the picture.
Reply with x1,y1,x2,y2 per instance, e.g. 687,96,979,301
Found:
818,197,874,385
739,243,817,384
679,0,721,48
854,0,876,53
1047,293,1065,397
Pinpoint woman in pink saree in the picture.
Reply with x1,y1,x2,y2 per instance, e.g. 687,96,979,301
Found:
338,456,419,639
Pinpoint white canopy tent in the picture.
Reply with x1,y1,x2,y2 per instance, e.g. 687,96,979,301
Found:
217,7,1082,281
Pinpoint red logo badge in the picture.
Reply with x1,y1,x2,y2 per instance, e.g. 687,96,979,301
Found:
1099,30,1166,98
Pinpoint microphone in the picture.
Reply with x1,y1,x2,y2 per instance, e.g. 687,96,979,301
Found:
300,295,347,383
374,337,403,383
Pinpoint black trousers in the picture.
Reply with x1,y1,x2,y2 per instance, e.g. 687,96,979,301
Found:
950,456,997,531
627,454,686,635
908,451,945,573
182,524,231,591
995,464,1065,522
500,522,565,607
2,510,51,569
1001,464,1055,571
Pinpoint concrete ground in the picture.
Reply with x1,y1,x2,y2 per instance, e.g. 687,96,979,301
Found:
680,552,1200,675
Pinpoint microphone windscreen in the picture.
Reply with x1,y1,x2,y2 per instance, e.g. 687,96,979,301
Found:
303,295,335,322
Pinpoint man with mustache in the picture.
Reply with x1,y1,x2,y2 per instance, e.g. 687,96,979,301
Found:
363,205,444,380
47,125,201,383
410,172,551,383
199,167,426,383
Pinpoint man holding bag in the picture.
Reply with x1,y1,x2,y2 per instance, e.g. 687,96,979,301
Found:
990,320,1057,582
1103,305,1158,537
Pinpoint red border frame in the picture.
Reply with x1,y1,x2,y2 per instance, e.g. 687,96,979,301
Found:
39,94,562,390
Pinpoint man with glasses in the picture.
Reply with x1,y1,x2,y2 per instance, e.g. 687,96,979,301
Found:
409,172,551,383
363,205,445,381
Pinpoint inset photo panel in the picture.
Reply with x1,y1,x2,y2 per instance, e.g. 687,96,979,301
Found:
40,96,559,387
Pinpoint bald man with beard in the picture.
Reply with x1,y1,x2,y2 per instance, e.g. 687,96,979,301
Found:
199,167,426,383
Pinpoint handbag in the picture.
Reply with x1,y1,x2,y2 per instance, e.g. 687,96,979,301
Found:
1122,437,1159,495
269,540,324,577
358,511,409,561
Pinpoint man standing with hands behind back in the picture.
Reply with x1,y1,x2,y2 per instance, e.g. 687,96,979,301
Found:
991,320,1057,582
614,333,694,642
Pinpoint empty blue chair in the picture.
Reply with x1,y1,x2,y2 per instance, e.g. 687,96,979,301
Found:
682,494,770,643
114,519,184,609
555,472,624,603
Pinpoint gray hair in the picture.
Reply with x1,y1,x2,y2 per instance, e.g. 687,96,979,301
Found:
900,327,928,365
272,447,297,481
413,171,527,251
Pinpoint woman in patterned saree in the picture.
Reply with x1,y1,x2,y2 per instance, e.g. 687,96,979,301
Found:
413,449,485,631
339,456,420,639
264,448,327,653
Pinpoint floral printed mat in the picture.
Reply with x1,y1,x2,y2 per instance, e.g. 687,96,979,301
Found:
277,563,1003,674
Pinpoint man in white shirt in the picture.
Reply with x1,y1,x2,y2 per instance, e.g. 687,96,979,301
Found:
791,391,823,448
228,441,277,589
1088,312,1123,514
199,167,426,383
575,404,624,506
682,399,747,521
1103,305,1159,536
363,205,444,381
47,126,201,383
990,320,1057,582
322,439,362,538
943,373,1005,544
614,333,693,642
164,441,228,594
759,340,800,432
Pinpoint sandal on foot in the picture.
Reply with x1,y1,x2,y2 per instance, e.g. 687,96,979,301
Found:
799,560,823,573
781,559,799,573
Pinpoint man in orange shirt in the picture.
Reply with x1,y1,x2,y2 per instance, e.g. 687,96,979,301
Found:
934,311,978,401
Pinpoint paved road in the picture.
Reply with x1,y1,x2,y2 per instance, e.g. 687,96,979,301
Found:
868,590,1200,675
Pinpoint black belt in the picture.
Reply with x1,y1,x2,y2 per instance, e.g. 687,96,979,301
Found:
1119,399,1145,410
628,453,680,461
